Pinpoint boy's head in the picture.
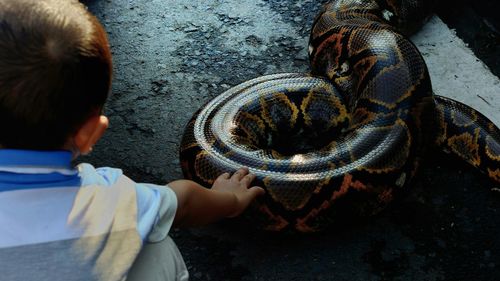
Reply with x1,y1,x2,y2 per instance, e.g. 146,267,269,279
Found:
0,0,112,152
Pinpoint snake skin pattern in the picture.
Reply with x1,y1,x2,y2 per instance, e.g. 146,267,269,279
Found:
180,0,500,232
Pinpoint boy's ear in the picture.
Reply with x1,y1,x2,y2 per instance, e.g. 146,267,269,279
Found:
73,115,109,155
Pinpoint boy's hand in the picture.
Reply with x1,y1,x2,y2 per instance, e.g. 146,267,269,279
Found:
211,167,265,217
170,167,265,227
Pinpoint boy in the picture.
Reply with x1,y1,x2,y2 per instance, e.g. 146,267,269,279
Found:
0,0,265,280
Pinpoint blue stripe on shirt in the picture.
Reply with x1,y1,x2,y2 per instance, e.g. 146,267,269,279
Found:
0,149,80,191
0,172,81,191
0,149,73,168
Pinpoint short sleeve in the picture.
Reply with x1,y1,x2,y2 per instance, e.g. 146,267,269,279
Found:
77,163,178,243
135,183,178,243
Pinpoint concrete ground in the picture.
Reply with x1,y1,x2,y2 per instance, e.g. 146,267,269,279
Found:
81,0,500,280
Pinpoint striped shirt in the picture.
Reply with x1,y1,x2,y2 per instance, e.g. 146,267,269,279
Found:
0,149,180,281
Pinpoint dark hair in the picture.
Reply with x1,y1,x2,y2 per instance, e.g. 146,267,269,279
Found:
0,0,112,150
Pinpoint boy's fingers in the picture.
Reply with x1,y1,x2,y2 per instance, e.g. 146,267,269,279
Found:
240,173,255,185
231,167,249,180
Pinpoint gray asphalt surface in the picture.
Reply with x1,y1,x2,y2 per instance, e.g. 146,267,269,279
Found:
81,0,500,280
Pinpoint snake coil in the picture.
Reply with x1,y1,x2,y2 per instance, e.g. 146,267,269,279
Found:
180,0,500,232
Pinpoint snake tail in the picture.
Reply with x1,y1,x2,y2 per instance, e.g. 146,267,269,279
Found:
434,96,500,184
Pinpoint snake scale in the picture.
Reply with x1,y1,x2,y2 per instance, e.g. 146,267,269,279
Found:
179,0,500,232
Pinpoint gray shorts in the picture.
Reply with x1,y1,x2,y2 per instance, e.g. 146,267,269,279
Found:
127,236,189,281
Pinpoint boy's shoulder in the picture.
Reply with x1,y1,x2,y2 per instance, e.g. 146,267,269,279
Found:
77,163,124,187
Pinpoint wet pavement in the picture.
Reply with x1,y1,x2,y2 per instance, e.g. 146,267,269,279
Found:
81,0,500,280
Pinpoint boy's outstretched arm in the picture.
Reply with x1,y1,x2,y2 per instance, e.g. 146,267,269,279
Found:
168,167,265,228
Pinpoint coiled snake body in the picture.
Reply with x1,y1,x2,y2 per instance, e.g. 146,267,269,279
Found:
180,0,500,232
